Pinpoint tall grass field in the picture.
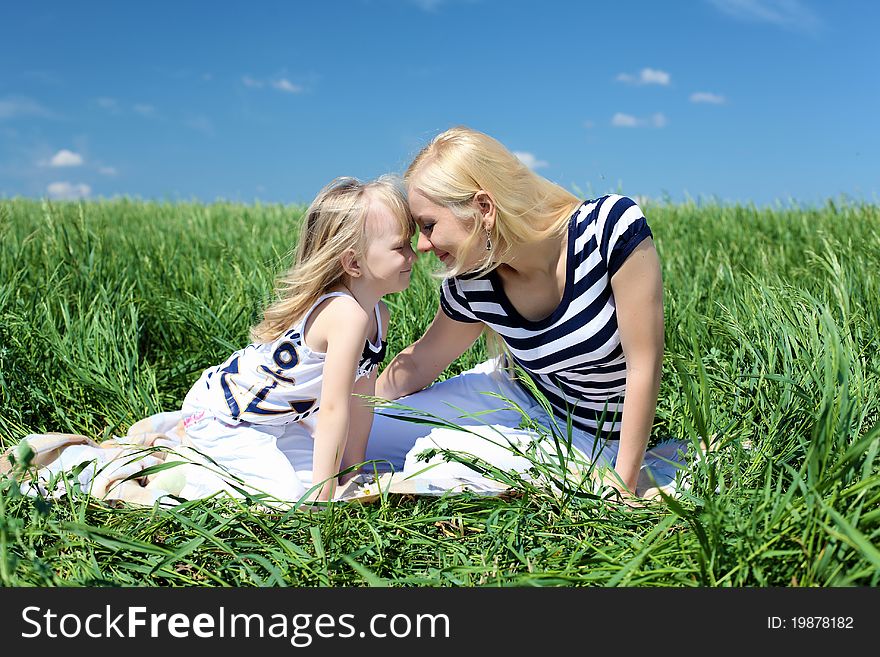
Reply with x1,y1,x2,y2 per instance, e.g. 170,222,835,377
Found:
1,197,878,587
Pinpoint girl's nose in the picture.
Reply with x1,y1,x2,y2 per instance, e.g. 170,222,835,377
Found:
416,232,433,253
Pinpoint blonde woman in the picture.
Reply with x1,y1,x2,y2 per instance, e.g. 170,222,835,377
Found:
367,127,664,497
174,176,415,503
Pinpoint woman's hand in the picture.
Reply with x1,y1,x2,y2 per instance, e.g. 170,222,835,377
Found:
595,468,646,508
610,238,664,494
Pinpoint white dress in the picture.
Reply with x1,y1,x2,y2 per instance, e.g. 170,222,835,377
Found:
13,293,385,507
174,291,385,503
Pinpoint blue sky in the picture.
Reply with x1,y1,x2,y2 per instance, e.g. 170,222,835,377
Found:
1,0,877,207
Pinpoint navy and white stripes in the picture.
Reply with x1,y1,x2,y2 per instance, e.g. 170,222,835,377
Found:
439,195,653,440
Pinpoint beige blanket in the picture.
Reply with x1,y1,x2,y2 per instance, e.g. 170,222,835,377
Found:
2,417,691,508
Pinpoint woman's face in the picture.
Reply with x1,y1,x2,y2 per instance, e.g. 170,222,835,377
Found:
408,188,482,271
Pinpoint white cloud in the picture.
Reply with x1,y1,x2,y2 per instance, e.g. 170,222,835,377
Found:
95,97,159,118
96,97,120,113
0,96,55,120
50,149,84,167
47,182,91,200
612,113,640,128
22,70,63,86
272,78,303,93
616,68,671,86
513,151,549,170
98,166,117,176
641,68,671,85
245,75,304,94
612,112,668,128
186,115,214,136
583,120,595,129
707,0,820,33
241,75,303,94
690,91,727,104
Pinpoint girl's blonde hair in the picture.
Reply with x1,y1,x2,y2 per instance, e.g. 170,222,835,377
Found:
404,126,580,279
251,175,414,343
405,126,581,365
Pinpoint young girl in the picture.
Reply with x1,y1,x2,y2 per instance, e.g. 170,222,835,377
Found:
175,176,415,503
7,176,416,507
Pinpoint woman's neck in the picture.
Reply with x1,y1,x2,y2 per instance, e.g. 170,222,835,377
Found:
499,231,567,279
496,201,576,278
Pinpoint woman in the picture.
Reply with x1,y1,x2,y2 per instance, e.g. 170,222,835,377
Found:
365,126,664,497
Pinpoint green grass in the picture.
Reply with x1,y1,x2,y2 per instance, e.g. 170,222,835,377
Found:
1,196,878,586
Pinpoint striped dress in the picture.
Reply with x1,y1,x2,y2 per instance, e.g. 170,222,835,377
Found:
439,194,653,441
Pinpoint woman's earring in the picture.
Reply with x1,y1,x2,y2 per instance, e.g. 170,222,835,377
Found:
485,229,491,251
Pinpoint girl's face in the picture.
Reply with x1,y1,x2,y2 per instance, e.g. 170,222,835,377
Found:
361,201,415,295
408,189,483,272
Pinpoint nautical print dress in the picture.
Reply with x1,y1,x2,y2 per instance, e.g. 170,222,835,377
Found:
175,291,386,502
183,291,386,428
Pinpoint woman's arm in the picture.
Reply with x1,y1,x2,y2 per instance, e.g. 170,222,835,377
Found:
610,238,664,494
310,299,371,502
376,305,484,400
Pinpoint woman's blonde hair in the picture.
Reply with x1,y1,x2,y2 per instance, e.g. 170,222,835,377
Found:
251,175,414,343
405,126,581,365
404,126,580,279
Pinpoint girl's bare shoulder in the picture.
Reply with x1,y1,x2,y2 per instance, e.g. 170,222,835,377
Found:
303,293,370,353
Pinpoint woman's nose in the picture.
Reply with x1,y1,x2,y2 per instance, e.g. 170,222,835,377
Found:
416,232,433,253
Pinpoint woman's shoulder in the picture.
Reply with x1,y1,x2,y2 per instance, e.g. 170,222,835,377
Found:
576,194,643,218
571,195,648,238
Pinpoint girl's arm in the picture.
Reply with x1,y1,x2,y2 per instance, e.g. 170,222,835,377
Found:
610,238,665,495
310,298,371,502
339,370,376,483
339,302,390,482
376,306,484,400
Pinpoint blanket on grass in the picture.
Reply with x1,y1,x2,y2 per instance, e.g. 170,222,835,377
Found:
1,414,693,508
